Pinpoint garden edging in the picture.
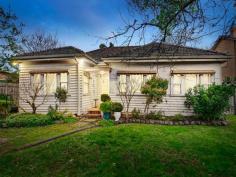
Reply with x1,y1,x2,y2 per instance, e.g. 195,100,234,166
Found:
116,118,228,126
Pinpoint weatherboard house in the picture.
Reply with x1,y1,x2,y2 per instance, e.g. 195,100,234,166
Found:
14,43,230,116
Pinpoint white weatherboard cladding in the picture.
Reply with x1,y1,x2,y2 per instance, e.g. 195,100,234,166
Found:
19,62,78,114
108,62,223,116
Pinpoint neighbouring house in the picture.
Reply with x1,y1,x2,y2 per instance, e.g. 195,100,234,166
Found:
14,43,230,116
212,25,236,113
0,71,18,83
212,25,236,78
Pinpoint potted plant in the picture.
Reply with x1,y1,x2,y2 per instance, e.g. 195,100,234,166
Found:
111,102,123,121
99,101,112,120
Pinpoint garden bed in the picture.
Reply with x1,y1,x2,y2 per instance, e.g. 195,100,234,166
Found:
117,118,228,126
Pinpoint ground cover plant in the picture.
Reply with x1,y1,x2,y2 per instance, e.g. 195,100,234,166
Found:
0,115,235,177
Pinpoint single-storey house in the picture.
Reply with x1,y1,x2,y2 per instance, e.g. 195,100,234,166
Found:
14,43,230,116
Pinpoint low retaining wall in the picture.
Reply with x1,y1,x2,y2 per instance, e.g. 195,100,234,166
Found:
117,118,228,126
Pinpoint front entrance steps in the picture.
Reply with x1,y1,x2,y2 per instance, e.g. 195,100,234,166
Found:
80,108,101,119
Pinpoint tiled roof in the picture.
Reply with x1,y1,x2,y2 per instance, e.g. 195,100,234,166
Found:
87,42,228,61
16,46,85,57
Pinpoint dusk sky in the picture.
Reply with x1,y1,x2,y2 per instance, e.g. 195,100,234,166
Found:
0,0,231,51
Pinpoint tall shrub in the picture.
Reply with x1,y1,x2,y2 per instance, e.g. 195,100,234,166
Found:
141,76,168,116
185,84,235,120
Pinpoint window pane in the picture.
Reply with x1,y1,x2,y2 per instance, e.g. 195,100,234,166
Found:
119,75,127,93
130,74,143,92
83,74,89,94
46,73,57,94
60,73,68,82
185,74,197,92
172,74,182,94
33,74,41,84
200,74,210,87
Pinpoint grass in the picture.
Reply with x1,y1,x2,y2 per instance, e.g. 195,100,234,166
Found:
0,116,236,177
0,120,91,154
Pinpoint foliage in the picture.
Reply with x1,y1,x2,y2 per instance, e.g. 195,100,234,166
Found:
47,105,75,121
111,102,123,112
2,113,53,128
21,30,60,53
185,84,235,120
145,111,163,120
99,101,112,113
47,105,64,121
141,76,168,115
1,116,236,176
0,94,12,118
101,94,111,102
131,108,142,119
98,119,114,127
55,87,68,103
0,6,23,71
99,43,107,49
171,114,185,121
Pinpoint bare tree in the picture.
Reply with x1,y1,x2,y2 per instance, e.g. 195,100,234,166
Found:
21,30,60,53
117,75,141,119
19,82,48,114
106,0,235,46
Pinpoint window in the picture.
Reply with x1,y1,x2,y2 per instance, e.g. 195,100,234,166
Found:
119,74,127,93
172,74,182,95
45,73,57,94
172,73,214,95
31,72,68,95
60,73,68,90
118,74,155,93
83,72,90,95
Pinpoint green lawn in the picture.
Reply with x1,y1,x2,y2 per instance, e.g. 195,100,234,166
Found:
0,120,92,154
0,116,236,177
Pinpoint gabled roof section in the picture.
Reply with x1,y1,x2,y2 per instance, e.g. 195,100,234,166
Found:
14,46,97,63
87,42,228,61
16,46,84,57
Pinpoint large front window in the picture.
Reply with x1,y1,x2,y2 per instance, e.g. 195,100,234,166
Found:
31,72,68,95
118,74,155,93
171,73,214,95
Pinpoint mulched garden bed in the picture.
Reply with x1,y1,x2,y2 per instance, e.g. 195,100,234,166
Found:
117,118,228,126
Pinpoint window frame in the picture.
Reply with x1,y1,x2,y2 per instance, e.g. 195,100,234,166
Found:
30,72,69,95
117,73,155,95
171,73,214,96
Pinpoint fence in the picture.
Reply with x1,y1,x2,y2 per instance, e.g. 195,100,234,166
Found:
0,83,19,105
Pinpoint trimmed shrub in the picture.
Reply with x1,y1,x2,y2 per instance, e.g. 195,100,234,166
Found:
100,101,112,112
185,84,235,120
111,102,123,112
3,113,53,128
101,94,111,102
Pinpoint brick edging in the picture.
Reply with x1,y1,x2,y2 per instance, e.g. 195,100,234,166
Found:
116,118,228,126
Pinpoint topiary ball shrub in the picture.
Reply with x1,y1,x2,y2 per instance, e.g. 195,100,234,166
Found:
99,101,112,113
111,102,123,112
101,94,111,102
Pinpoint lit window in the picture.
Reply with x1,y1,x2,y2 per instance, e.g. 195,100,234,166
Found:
171,73,214,95
185,74,197,93
200,74,211,88
119,75,127,93
172,74,182,95
45,73,57,94
60,73,68,90
130,74,143,93
83,73,89,95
